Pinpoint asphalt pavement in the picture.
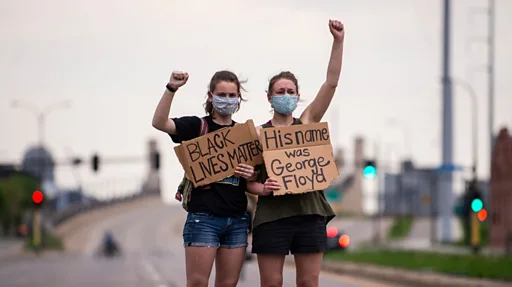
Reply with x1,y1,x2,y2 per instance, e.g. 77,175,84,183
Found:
0,198,396,287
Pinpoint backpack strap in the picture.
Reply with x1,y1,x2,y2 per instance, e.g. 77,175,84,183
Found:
176,117,210,211
199,117,209,136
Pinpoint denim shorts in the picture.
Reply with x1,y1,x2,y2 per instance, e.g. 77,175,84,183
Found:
183,212,249,248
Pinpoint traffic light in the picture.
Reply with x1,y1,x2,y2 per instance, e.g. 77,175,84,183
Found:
153,152,160,170
32,190,44,208
363,159,377,179
92,154,99,172
468,180,486,222
466,179,485,253
471,198,483,212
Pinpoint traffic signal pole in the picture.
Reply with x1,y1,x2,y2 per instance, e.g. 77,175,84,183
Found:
32,207,41,252
90,153,161,173
31,190,44,252
470,211,481,254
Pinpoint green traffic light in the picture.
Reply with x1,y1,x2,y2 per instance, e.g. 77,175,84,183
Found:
363,166,376,179
471,199,483,212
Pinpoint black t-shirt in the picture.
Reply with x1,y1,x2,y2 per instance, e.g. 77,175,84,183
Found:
169,115,248,217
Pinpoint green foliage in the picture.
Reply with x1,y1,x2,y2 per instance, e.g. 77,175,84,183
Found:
25,230,64,251
387,216,414,240
0,173,39,235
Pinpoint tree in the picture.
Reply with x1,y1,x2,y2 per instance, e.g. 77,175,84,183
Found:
0,173,39,236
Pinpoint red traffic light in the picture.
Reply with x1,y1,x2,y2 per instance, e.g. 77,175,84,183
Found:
478,209,488,222
32,190,44,204
338,234,350,248
327,227,338,238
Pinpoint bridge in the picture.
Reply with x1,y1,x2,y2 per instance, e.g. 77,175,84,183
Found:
0,192,392,287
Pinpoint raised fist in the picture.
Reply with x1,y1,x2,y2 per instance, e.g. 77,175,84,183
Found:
168,71,189,89
329,19,344,41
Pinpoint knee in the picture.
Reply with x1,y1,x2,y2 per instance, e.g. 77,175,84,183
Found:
296,275,319,287
215,275,240,287
261,274,283,287
187,275,209,287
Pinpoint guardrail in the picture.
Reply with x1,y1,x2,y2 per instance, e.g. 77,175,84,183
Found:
44,190,160,228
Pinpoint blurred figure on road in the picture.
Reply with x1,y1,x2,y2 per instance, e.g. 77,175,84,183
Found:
247,19,345,287
102,231,120,257
152,71,259,287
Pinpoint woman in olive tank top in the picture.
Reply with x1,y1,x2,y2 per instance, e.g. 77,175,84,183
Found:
246,19,345,287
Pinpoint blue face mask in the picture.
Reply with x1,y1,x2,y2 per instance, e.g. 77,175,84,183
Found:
271,94,298,115
212,95,239,116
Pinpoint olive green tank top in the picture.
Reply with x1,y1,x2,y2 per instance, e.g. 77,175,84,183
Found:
252,118,336,228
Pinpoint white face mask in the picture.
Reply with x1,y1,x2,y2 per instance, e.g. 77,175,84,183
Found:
212,95,239,116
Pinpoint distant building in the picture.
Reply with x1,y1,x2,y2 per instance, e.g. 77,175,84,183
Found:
331,137,364,215
489,128,512,250
382,166,438,217
21,146,59,198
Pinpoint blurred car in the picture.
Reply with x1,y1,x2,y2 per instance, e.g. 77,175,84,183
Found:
326,226,349,251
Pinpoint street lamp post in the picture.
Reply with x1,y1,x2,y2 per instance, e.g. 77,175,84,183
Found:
451,78,478,179
11,100,71,178
12,100,71,147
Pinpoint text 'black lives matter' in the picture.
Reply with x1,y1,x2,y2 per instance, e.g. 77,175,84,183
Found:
174,120,263,187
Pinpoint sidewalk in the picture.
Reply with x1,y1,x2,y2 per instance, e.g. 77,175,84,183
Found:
383,216,508,255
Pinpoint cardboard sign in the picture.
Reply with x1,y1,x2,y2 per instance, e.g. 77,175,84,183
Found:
260,122,339,196
174,120,263,187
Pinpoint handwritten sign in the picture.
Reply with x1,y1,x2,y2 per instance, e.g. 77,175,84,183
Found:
174,120,263,187
260,122,339,196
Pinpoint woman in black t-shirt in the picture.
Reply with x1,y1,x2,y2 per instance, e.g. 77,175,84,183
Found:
152,70,264,287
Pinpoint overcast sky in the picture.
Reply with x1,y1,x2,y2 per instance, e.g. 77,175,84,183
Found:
1,0,510,203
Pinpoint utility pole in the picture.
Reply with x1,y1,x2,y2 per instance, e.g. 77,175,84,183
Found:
466,0,496,168
488,0,495,156
440,0,454,243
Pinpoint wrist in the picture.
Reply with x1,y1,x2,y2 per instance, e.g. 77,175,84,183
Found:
260,185,268,196
333,38,344,45
166,83,179,93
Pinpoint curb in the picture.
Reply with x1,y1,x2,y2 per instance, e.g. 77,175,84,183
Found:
284,258,511,287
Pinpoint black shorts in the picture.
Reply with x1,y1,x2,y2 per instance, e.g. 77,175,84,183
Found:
251,215,327,255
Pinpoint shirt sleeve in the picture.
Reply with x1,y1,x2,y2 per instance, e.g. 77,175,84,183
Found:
168,116,202,143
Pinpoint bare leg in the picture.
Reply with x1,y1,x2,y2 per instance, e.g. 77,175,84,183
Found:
257,254,286,287
185,246,217,287
214,247,246,287
294,253,323,287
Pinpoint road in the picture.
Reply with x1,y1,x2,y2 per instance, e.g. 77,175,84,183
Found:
0,197,395,287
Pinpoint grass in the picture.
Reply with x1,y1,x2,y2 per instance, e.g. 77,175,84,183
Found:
324,249,512,281
25,231,64,251
387,216,414,240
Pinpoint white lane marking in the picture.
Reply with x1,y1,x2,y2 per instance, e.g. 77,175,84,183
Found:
141,257,166,286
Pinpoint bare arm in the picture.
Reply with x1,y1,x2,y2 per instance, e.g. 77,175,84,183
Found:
152,89,178,134
246,177,280,196
247,181,267,196
301,20,345,124
151,71,189,134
